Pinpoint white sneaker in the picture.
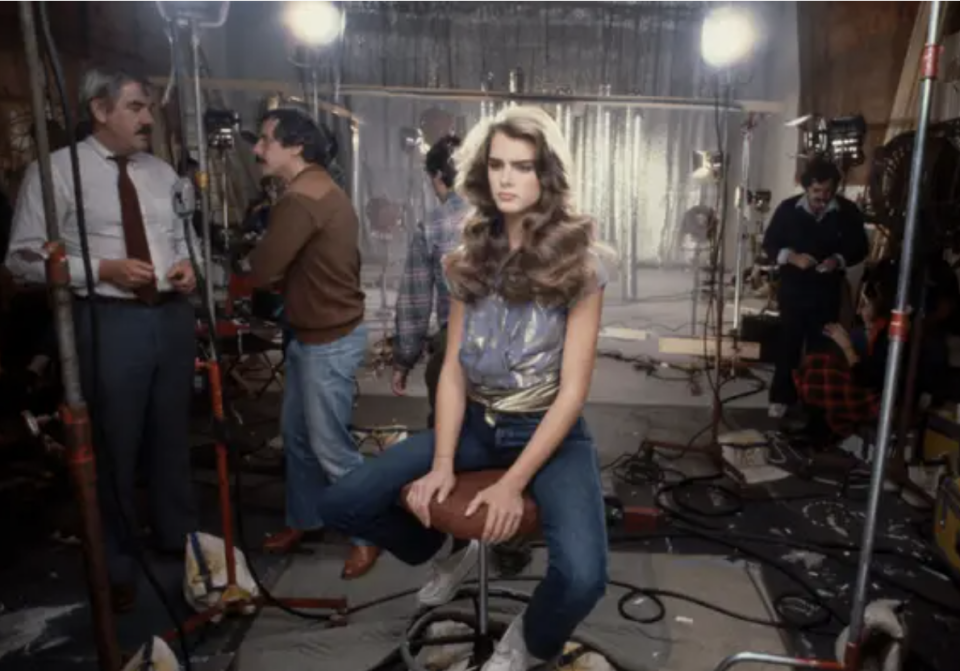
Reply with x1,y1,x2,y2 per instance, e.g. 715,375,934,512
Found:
417,537,479,607
768,403,787,419
482,615,546,671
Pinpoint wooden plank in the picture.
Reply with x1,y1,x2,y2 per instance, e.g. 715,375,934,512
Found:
884,2,952,140
884,2,931,142
658,336,761,361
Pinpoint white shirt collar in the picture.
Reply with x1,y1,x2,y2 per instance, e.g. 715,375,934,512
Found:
84,135,144,163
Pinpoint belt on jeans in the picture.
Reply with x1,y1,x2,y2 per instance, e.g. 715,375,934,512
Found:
75,292,181,306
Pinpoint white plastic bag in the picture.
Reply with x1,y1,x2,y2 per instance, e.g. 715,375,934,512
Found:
121,636,179,671
835,599,906,671
183,532,259,619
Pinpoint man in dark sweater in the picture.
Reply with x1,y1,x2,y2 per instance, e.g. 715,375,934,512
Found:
762,158,869,418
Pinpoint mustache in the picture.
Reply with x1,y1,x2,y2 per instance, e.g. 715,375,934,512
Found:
255,156,265,164
136,126,152,136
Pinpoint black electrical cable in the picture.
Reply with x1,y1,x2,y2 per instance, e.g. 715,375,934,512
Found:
35,3,193,668
180,217,333,623
608,438,960,620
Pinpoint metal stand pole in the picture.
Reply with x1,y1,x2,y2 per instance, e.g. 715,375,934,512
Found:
18,3,120,669
713,652,842,671
691,248,701,336
310,66,321,123
190,21,216,318
711,77,734,446
351,120,363,242
844,4,943,668
731,124,752,332
156,9,349,645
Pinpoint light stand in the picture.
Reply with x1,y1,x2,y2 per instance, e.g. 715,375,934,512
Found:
158,0,349,650
844,3,942,667
710,74,734,448
711,2,946,670
731,116,761,333
285,1,345,124
157,0,228,319
17,4,120,669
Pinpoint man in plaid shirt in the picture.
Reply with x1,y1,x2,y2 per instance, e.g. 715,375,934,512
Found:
392,136,468,426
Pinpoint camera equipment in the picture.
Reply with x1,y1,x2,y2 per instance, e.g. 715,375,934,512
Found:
789,113,867,171
204,109,239,150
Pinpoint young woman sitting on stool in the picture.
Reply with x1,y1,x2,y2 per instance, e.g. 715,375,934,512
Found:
318,105,611,670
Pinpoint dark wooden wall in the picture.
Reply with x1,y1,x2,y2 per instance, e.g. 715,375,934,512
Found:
0,2,169,195
797,1,926,185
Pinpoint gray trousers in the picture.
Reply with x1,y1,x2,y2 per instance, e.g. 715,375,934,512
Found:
73,296,197,585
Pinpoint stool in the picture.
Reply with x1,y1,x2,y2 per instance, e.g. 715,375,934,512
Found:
399,470,540,670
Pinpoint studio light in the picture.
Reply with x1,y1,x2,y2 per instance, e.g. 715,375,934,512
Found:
827,115,867,167
700,6,758,69
284,0,342,47
692,150,724,182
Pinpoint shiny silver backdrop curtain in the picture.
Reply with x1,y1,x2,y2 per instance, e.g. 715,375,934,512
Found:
327,2,749,284
221,1,777,309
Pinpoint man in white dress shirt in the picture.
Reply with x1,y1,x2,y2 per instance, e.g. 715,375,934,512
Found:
4,66,199,613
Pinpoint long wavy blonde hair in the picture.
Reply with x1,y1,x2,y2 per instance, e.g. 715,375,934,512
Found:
443,105,598,307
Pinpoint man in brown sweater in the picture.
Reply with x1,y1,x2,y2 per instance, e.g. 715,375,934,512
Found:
249,108,379,579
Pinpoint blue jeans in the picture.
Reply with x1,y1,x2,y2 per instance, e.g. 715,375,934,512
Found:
319,402,608,660
283,324,370,546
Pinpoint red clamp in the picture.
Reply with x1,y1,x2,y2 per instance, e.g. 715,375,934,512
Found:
42,241,70,288
921,44,943,80
889,310,910,343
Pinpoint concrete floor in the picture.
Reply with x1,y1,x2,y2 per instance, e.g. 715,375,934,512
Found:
234,395,787,671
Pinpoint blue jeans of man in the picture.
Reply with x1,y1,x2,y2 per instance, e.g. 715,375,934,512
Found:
318,402,609,660
283,324,370,546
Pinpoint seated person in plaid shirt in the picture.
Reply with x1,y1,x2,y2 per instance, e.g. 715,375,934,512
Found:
392,136,470,426
795,260,952,441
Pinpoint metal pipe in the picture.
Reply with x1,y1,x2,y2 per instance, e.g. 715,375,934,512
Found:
845,2,944,666
190,21,216,318
574,113,587,214
477,543,489,636
351,120,363,242
628,111,642,302
615,119,628,302
711,77,734,447
691,249,701,336
310,67,320,123
601,101,613,241
731,125,752,332
317,83,782,114
221,150,229,254
711,652,842,671
18,3,119,669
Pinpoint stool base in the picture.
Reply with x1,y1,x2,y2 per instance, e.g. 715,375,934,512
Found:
399,587,530,671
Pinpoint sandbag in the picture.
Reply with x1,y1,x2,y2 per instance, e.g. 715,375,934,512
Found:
183,531,259,619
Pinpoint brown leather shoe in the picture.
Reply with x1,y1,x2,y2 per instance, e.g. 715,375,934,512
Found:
341,545,381,580
263,528,305,554
110,583,136,614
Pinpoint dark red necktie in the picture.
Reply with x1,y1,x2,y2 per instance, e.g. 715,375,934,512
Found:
111,156,158,304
